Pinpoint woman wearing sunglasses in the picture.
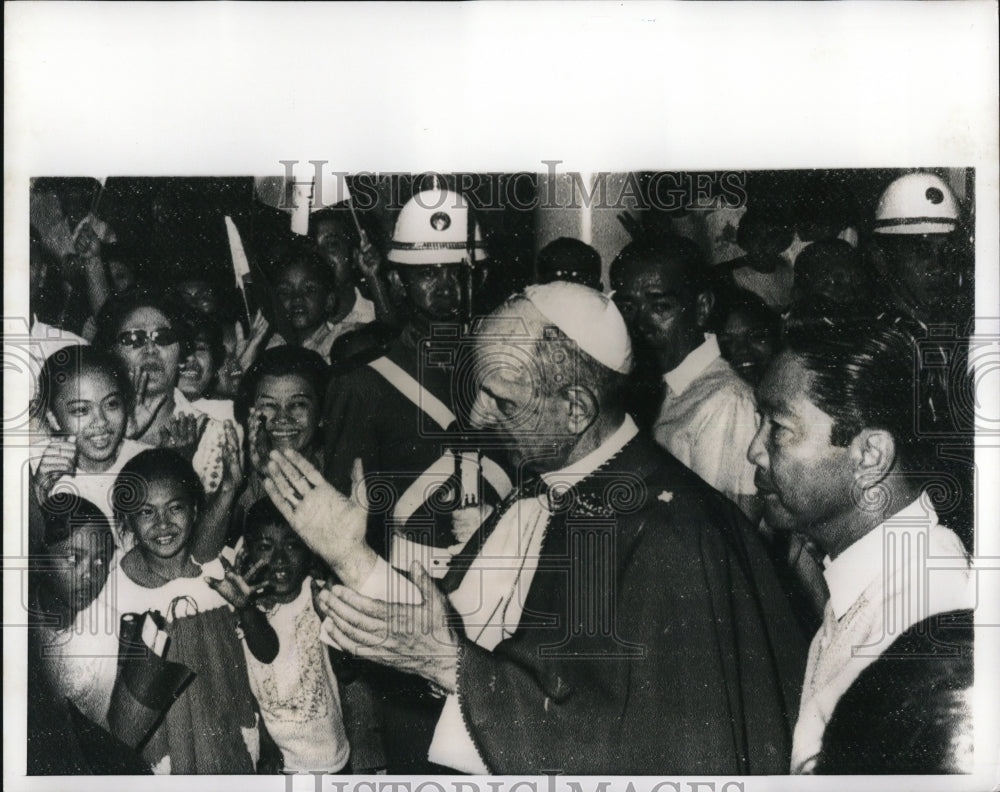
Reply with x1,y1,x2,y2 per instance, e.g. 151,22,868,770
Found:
95,290,188,444
93,289,245,562
95,291,241,475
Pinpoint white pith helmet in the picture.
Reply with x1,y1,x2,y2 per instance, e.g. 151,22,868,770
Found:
387,189,488,265
874,172,960,235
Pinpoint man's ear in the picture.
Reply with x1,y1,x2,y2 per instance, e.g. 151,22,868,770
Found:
562,385,599,436
851,428,897,485
695,290,715,329
386,269,406,304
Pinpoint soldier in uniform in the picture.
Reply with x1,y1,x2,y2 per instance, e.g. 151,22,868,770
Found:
868,172,975,552
320,187,510,771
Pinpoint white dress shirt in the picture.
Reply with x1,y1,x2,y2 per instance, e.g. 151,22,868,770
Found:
654,334,758,502
790,496,974,773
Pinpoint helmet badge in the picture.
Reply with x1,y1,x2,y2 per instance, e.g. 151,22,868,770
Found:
430,211,451,231
925,187,944,205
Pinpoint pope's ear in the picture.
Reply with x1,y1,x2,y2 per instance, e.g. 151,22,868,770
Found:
563,385,599,435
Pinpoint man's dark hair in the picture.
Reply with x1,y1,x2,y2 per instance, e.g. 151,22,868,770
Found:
234,345,330,426
737,208,793,254
782,317,934,472
309,208,361,251
536,237,602,288
609,236,710,299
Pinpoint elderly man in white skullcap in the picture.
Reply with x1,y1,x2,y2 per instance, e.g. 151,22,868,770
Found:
260,282,807,776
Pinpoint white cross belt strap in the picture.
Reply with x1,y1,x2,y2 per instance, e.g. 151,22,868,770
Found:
367,355,456,430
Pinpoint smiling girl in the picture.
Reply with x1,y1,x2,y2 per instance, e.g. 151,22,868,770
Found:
33,346,149,543
112,448,261,774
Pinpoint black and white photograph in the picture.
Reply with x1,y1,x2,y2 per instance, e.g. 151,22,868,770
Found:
5,4,999,792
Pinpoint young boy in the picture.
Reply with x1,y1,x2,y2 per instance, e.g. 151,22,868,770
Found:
232,498,351,774
267,240,365,360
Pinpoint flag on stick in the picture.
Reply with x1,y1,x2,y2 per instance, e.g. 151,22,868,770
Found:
254,170,351,236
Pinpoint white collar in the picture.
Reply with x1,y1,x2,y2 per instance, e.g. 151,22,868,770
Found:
663,334,721,395
541,414,639,491
173,387,195,413
822,496,940,620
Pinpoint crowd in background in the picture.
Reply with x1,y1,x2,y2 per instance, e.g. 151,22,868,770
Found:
23,169,977,776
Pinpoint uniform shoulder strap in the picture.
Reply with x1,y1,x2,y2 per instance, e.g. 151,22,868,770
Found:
366,355,456,430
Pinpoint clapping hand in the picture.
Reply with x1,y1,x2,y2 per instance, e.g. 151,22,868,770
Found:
213,420,245,499
33,437,77,503
246,408,271,474
315,561,460,693
159,413,210,460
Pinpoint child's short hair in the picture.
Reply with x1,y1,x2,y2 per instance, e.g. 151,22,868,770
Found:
309,208,361,251
112,448,205,524
38,493,113,547
168,305,227,369
234,346,330,426
276,237,337,292
243,498,290,542
35,345,134,422
718,286,781,336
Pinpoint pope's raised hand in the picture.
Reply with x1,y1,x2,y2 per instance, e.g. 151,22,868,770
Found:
261,450,376,588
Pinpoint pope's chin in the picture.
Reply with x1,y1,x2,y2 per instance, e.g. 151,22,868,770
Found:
503,436,568,474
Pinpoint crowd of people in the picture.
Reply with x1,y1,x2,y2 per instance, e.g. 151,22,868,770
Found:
24,170,977,776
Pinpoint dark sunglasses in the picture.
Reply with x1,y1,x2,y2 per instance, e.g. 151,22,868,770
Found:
117,328,180,349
